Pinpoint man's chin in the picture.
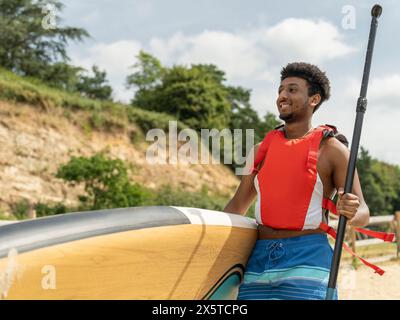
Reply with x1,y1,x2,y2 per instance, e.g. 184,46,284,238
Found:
279,113,294,123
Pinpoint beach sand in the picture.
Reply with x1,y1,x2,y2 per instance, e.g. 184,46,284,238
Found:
338,259,400,300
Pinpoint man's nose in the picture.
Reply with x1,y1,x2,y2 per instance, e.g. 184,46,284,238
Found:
278,90,288,102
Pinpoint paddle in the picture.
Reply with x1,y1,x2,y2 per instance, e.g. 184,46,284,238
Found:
325,4,383,300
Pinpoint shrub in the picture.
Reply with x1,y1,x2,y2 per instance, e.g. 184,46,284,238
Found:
56,153,151,210
34,202,70,217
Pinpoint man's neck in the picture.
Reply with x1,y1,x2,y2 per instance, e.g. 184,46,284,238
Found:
283,122,313,139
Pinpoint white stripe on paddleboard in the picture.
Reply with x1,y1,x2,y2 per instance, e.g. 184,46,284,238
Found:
0,221,17,226
172,207,257,229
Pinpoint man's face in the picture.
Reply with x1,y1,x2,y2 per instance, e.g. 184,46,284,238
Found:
276,77,313,123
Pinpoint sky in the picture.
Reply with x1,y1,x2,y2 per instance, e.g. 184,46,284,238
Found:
59,0,400,165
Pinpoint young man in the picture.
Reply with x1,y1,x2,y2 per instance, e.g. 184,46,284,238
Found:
223,62,370,300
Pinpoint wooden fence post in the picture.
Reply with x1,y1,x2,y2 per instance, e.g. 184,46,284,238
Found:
27,201,36,220
395,211,400,258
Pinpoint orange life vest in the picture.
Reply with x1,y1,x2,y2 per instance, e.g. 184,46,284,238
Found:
252,124,395,275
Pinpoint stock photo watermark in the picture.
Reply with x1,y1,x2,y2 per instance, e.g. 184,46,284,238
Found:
341,5,356,30
41,265,57,290
145,121,255,175
339,264,357,299
42,3,57,30
0,248,23,299
0,248,56,299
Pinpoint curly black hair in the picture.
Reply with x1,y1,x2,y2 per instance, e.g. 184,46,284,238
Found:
280,62,331,112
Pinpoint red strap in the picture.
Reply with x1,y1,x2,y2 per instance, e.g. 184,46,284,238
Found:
254,125,332,175
319,222,385,275
354,227,395,242
306,126,335,174
323,124,338,134
322,197,395,242
306,129,323,174
251,130,279,174
322,197,338,215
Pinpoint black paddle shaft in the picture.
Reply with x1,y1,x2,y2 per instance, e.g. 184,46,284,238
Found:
325,4,382,300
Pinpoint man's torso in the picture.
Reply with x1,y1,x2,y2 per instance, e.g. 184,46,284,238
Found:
256,128,339,239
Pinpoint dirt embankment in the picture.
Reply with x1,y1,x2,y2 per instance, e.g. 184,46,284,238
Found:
0,101,239,214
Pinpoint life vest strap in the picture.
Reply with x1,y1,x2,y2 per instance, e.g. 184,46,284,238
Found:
319,222,385,275
354,227,395,242
322,197,337,215
306,126,337,174
254,125,335,175
322,197,395,242
251,130,279,174
323,124,338,134
306,129,323,174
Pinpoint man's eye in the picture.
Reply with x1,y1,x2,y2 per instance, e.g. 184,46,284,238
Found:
289,88,296,93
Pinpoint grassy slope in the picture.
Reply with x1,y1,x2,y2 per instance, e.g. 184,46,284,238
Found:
0,69,246,218
0,68,187,134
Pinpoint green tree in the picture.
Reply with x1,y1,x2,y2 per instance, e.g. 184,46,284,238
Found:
38,62,83,91
127,51,280,134
154,64,232,130
126,50,164,91
227,85,280,143
357,147,400,216
56,153,150,210
127,55,232,130
258,112,281,140
76,65,113,100
126,50,164,109
225,85,279,171
0,0,89,79
228,86,258,133
153,185,227,211
126,51,281,172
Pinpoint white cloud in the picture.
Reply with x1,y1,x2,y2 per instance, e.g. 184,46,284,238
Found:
178,31,268,79
313,101,400,166
148,19,356,81
68,18,356,106
250,87,279,116
146,18,356,115
327,74,400,165
150,30,269,80
368,74,400,106
258,18,357,63
344,74,400,109
149,32,190,63
361,107,400,165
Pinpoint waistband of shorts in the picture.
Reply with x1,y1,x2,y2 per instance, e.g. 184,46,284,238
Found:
254,233,329,247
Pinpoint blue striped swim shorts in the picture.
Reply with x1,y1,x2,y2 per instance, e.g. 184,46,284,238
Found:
237,233,338,300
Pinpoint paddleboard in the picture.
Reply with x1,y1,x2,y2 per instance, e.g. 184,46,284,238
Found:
0,206,257,299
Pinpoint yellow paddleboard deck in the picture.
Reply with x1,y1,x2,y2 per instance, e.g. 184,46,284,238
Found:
0,206,257,300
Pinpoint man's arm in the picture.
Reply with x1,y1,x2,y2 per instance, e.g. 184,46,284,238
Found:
223,144,259,216
327,138,370,227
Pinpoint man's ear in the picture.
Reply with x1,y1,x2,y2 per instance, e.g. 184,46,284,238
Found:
310,94,322,110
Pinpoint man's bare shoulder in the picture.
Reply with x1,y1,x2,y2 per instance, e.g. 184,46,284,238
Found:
320,136,349,164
